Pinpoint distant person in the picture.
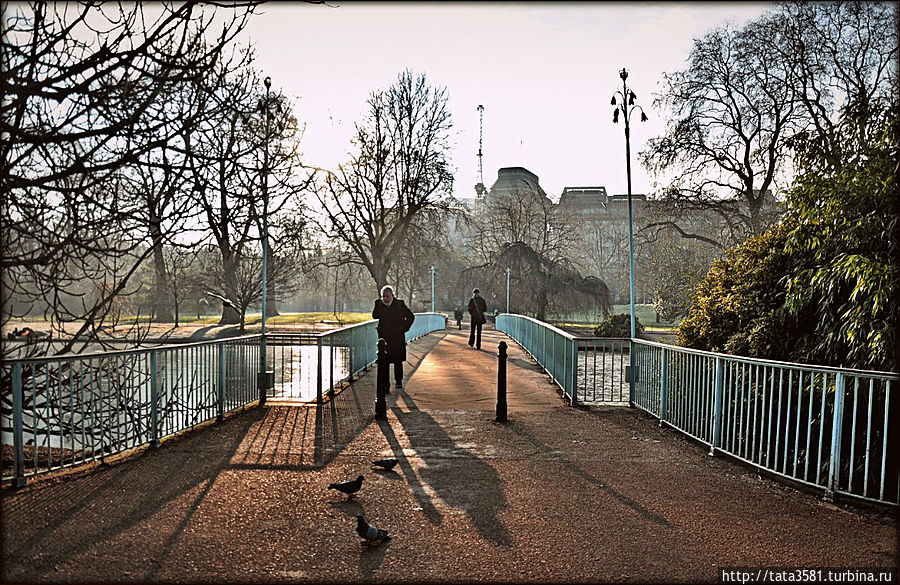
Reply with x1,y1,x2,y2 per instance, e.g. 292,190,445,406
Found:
453,307,463,330
467,288,487,349
372,285,415,389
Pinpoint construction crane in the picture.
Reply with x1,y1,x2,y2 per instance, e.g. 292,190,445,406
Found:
475,104,486,201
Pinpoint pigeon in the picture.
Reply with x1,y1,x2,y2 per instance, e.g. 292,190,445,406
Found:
356,514,390,545
327,475,364,499
371,458,399,471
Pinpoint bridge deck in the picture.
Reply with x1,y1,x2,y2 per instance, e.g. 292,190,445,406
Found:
2,327,896,583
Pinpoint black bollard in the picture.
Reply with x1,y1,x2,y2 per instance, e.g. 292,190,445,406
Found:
496,341,508,422
375,338,388,420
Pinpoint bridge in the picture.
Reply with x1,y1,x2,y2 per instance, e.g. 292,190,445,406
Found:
1,322,897,583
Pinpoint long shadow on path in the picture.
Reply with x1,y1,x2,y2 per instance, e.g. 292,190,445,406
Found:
1,407,266,584
379,393,513,547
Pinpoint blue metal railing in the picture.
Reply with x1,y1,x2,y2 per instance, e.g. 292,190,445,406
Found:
2,313,447,485
2,335,262,486
495,314,579,404
497,313,898,506
631,339,899,506
265,313,447,403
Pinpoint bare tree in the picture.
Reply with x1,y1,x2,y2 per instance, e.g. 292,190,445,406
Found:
1,1,258,353
642,230,718,322
641,2,897,249
390,206,456,308
640,14,796,247
184,53,311,330
776,2,898,168
309,70,454,290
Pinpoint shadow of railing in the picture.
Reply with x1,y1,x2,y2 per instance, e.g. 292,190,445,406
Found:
0,408,267,584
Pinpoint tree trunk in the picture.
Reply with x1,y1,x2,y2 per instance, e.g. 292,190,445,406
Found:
218,248,242,326
369,256,390,293
218,302,241,325
264,247,279,316
151,234,174,323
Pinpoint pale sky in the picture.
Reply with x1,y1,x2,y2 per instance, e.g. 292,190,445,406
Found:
239,1,773,201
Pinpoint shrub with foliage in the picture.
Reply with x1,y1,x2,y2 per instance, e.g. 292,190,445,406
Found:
780,102,898,371
594,313,644,338
677,221,800,358
678,100,898,372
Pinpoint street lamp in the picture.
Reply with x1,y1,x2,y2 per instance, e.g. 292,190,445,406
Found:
262,75,271,334
258,75,272,405
611,68,648,339
430,265,435,313
506,267,510,313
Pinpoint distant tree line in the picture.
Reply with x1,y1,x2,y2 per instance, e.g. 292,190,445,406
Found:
0,1,321,351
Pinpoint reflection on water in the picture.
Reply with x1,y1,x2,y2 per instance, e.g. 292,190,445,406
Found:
4,341,353,403
268,344,350,402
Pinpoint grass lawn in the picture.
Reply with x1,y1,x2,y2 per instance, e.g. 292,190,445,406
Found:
548,304,682,334
172,312,375,327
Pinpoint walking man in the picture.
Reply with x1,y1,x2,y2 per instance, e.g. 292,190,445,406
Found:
467,288,487,349
454,306,463,330
372,285,415,389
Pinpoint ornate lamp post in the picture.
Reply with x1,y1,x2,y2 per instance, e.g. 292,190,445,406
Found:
258,76,273,405
431,265,435,313
261,76,271,334
611,68,648,339
506,267,510,313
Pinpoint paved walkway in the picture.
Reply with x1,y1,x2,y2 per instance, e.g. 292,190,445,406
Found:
1,327,896,584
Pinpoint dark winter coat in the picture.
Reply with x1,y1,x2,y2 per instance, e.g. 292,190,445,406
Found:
467,295,487,325
372,298,415,362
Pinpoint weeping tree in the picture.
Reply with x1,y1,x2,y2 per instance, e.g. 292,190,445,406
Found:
471,242,611,322
469,174,611,321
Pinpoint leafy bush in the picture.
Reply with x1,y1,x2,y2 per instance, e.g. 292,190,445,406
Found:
678,100,898,372
780,103,898,371
594,313,644,338
677,221,799,359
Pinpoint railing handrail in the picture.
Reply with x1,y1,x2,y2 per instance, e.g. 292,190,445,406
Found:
4,333,264,365
499,312,576,340
314,319,376,339
632,337,899,379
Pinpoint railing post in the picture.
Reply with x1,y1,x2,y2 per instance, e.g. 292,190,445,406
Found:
710,356,724,456
316,336,324,404
150,350,160,446
217,343,226,421
12,362,26,488
496,341,508,422
257,334,268,406
375,338,388,420
626,340,636,407
542,326,546,370
570,338,578,407
826,372,846,501
659,347,669,426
